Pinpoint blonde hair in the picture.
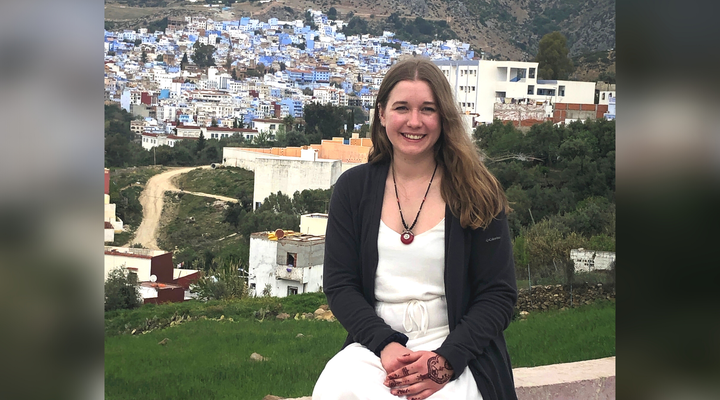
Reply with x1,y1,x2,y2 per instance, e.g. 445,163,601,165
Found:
368,57,509,229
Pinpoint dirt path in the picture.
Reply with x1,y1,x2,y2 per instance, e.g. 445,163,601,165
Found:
129,165,238,250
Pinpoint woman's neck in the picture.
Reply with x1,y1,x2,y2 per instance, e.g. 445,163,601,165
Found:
391,153,437,181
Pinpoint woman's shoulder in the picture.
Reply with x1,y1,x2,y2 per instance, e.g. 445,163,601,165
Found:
335,161,389,190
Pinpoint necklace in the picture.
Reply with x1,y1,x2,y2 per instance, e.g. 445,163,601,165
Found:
391,162,438,245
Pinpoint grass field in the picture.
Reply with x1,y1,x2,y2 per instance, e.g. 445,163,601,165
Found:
105,296,614,399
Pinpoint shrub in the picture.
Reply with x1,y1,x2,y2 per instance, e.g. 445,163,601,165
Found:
105,267,142,312
190,261,249,301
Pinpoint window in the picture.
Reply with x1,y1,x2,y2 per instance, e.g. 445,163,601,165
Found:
602,93,606,100
286,252,297,267
269,124,276,130
559,86,565,96
471,86,475,91
527,85,534,95
459,86,464,91
529,68,536,79
287,286,298,296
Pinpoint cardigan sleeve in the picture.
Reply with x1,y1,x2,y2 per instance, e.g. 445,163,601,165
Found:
323,168,408,356
433,211,517,377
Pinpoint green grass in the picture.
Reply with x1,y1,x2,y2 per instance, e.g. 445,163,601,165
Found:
106,294,615,399
105,319,346,400
506,300,615,367
175,167,253,199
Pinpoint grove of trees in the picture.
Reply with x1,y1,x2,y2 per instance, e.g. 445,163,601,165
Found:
475,119,615,282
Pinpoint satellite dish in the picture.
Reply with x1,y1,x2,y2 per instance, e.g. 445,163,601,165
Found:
150,275,157,283
275,229,285,239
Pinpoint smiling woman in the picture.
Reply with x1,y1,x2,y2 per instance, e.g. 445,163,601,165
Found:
313,57,517,400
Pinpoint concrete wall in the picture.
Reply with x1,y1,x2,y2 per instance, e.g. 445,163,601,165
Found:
300,213,328,235
248,235,279,297
222,147,282,171
570,249,616,272
514,357,615,400
253,158,341,210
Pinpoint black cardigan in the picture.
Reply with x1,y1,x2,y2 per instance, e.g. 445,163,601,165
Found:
323,161,518,400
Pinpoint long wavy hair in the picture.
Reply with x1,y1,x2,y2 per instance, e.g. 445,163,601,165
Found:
368,57,509,229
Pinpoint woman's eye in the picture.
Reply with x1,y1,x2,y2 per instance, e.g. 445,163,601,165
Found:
423,107,436,112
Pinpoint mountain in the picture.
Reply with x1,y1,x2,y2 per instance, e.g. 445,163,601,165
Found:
105,0,615,61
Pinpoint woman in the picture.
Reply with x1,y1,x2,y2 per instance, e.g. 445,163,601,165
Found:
313,57,517,400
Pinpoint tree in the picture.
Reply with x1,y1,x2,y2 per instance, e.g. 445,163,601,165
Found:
210,117,218,127
283,115,295,132
535,31,574,80
141,49,147,64
303,103,346,140
196,132,206,154
180,52,189,70
156,54,164,62
328,7,337,20
359,123,370,138
192,42,216,68
224,54,233,70
105,267,142,311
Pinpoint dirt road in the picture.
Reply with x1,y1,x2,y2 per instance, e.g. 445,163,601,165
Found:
129,165,238,250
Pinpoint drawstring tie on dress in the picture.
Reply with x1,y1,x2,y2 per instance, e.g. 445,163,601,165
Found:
402,300,429,336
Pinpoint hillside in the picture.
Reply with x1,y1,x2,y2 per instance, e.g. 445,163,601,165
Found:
106,0,614,62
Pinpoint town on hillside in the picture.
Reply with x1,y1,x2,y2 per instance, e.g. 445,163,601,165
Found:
104,8,616,304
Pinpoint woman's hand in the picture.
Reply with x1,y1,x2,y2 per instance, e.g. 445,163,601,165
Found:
379,342,412,375
383,351,454,400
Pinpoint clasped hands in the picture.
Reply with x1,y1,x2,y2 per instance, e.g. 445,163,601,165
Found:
380,342,454,400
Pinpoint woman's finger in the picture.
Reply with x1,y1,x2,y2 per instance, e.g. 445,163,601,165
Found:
397,351,422,363
384,372,425,388
390,382,428,397
406,388,435,400
386,364,416,380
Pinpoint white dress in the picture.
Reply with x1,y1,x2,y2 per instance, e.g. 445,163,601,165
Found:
312,219,482,400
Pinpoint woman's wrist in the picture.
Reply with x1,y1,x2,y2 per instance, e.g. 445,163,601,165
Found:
374,331,409,357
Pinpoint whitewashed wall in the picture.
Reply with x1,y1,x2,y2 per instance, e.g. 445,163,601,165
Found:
253,158,341,210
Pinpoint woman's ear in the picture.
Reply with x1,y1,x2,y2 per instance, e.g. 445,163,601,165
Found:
378,104,386,127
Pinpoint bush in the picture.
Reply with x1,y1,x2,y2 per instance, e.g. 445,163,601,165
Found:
105,267,142,312
190,261,249,301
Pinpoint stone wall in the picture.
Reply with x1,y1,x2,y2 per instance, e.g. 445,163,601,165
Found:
516,283,615,313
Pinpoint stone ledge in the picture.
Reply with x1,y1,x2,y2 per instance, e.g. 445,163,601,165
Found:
514,357,616,400
265,356,615,400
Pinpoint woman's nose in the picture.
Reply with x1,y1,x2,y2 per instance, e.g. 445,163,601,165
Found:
406,110,422,127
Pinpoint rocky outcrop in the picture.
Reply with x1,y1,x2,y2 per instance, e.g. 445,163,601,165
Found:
516,283,615,313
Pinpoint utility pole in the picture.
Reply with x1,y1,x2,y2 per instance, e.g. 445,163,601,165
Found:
153,146,156,165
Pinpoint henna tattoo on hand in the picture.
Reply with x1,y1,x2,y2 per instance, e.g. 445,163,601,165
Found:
426,355,453,385
417,373,429,382
401,367,410,377
388,380,400,388
396,388,410,395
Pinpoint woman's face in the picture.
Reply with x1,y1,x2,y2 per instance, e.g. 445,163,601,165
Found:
379,79,442,161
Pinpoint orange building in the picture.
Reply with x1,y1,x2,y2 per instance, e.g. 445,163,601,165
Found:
235,135,373,164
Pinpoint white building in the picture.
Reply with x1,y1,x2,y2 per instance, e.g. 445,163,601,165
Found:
251,118,284,138
570,248,616,273
433,60,596,124
253,156,341,210
247,230,325,297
